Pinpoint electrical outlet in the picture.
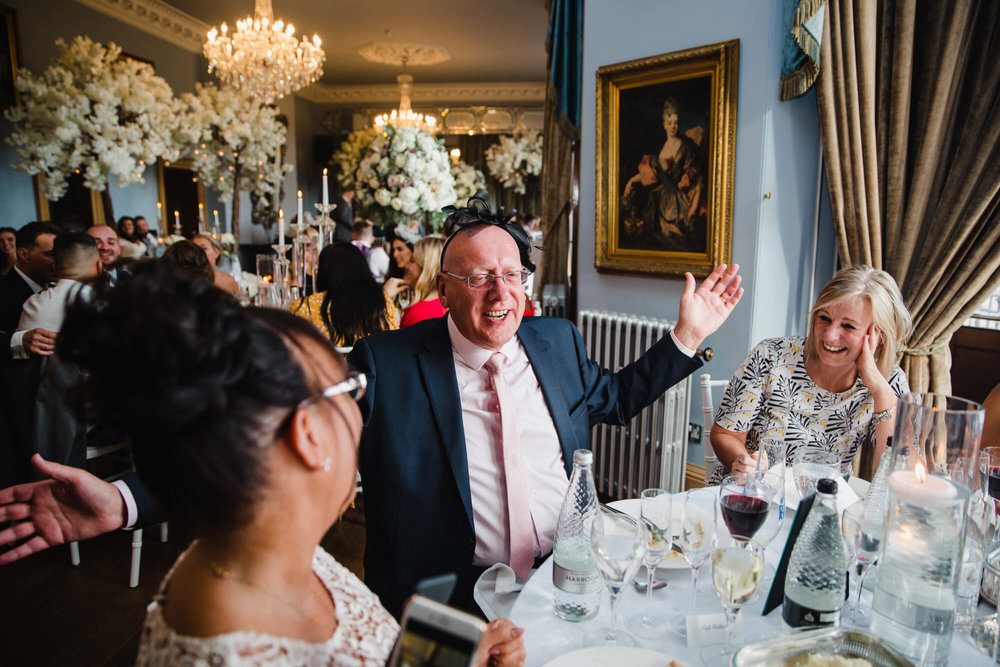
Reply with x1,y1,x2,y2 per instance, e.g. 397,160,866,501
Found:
688,423,703,443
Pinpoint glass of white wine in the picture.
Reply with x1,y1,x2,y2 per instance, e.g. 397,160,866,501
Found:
588,510,645,647
702,542,764,667
628,489,672,639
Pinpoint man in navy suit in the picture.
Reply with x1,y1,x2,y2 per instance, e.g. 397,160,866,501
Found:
348,202,742,616
0,205,743,619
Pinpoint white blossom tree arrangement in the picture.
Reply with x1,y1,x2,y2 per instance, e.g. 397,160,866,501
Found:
331,126,380,188
484,130,543,195
5,36,181,222
450,159,488,203
354,125,456,229
175,82,291,244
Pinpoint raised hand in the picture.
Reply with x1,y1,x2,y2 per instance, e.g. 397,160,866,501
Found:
673,263,743,351
0,454,125,565
856,325,893,401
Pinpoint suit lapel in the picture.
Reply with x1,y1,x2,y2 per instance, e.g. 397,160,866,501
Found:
519,322,581,473
417,317,475,530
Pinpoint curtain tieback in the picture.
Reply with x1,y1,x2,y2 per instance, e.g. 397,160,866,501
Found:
897,339,949,359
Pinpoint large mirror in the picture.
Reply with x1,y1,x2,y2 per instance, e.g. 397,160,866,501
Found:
157,158,207,237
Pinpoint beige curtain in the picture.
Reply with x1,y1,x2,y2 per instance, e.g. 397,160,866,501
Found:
817,0,1000,395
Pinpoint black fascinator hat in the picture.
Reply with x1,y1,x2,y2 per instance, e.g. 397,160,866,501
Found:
440,194,539,272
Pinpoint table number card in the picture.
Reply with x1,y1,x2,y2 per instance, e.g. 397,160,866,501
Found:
686,612,743,647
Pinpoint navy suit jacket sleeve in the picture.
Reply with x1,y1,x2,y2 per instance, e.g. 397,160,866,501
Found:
347,315,702,618
121,473,168,528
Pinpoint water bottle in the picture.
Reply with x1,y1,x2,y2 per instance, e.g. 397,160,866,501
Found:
861,437,892,523
552,449,601,621
783,477,847,628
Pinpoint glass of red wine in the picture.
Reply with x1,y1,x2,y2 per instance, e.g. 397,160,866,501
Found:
719,474,771,544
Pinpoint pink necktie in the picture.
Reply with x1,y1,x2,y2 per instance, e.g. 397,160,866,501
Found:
486,353,534,579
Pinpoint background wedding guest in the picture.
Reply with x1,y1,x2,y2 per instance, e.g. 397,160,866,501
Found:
351,220,390,282
17,232,101,336
134,216,158,254
192,234,239,295
385,224,419,281
162,240,215,285
85,224,128,287
115,216,146,260
0,227,16,275
709,264,912,483
1,221,60,360
331,186,355,243
393,235,447,328
288,242,398,347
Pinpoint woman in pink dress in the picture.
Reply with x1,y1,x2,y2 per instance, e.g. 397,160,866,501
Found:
392,236,447,328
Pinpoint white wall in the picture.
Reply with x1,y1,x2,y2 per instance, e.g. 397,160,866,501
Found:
579,0,835,466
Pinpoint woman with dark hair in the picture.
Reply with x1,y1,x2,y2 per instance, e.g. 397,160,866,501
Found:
54,263,525,665
288,242,398,347
162,240,216,285
394,236,447,328
384,224,419,281
116,216,147,259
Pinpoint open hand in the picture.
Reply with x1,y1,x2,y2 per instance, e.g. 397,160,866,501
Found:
856,325,891,397
0,455,125,565
673,263,743,351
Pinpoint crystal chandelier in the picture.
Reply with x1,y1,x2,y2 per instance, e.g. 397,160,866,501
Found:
374,71,437,133
204,0,325,104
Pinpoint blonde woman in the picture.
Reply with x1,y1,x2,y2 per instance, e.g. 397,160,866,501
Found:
709,265,912,483
388,236,446,328
192,234,239,295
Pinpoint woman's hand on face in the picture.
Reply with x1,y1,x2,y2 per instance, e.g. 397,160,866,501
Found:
383,277,408,299
856,325,890,396
477,618,525,667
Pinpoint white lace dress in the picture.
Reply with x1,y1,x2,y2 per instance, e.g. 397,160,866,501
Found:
135,546,399,666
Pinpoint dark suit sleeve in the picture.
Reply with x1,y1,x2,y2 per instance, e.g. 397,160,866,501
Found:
120,473,168,528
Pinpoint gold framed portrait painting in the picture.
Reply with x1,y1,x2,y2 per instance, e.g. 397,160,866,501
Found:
596,40,739,279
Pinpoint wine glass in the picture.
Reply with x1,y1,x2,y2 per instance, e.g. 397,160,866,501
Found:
755,438,788,519
628,489,672,638
840,502,883,627
669,491,717,635
720,474,771,543
792,448,840,500
701,542,765,666
588,510,645,647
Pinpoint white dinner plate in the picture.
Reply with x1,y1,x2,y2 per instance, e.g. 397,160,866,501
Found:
541,646,688,667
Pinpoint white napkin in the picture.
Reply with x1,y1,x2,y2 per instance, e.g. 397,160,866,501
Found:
473,563,529,621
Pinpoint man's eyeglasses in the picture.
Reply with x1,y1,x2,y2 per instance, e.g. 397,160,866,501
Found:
298,371,367,409
441,269,531,290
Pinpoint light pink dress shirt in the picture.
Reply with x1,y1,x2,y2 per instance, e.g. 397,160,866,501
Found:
447,316,570,568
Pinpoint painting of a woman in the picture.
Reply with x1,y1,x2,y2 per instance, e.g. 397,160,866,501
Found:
619,95,708,254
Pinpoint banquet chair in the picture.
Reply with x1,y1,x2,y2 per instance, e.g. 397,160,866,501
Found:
68,440,168,587
700,373,728,485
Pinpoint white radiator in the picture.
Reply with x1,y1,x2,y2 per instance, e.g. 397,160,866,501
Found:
577,310,691,498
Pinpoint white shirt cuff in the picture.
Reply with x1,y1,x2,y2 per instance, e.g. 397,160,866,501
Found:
670,329,697,358
112,479,138,530
10,330,27,359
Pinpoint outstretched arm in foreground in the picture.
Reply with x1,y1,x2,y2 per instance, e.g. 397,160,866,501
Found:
0,454,125,565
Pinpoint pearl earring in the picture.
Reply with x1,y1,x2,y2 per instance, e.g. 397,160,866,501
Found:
321,457,332,472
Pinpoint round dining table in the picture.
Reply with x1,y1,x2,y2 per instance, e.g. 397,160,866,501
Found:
507,486,994,666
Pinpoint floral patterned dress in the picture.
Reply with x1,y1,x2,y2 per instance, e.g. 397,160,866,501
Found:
707,337,908,485
288,291,398,346
136,546,399,666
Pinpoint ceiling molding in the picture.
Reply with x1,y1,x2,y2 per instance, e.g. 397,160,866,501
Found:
297,81,546,106
73,0,209,54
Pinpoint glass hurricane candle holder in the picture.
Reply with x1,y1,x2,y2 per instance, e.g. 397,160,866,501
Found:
870,393,984,666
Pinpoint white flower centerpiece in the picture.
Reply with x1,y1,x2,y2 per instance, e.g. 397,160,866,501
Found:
354,125,457,228
331,127,381,188
484,130,543,195
175,83,291,244
450,159,488,202
5,36,181,204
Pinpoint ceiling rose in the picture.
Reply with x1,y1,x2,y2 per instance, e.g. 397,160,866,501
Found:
204,0,325,104
356,42,452,67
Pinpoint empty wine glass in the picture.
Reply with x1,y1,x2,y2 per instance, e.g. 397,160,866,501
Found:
669,491,717,636
720,474,771,543
755,438,788,519
588,510,645,647
702,542,765,667
841,502,883,627
792,448,840,500
628,489,672,638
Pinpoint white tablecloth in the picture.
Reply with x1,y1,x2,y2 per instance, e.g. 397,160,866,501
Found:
508,487,993,666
